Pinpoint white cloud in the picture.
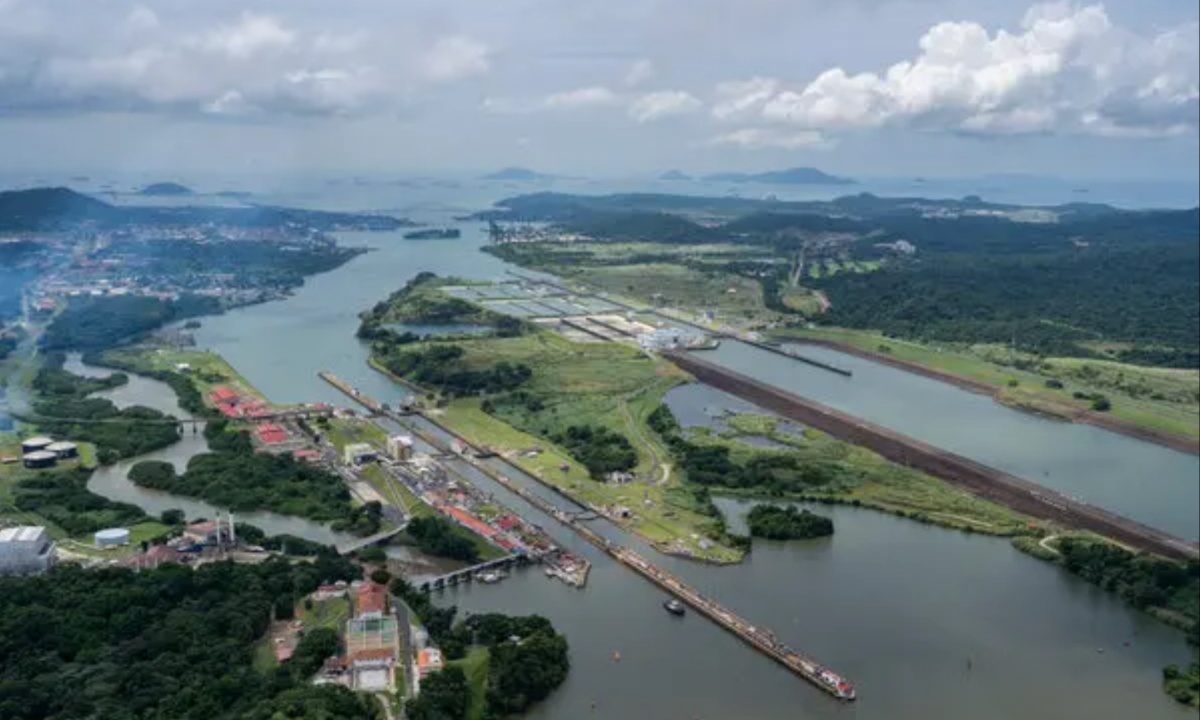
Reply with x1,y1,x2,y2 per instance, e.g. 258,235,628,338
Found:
623,59,654,87
543,86,618,109
422,35,490,82
712,77,777,119
200,12,296,60
711,127,826,149
628,90,701,122
756,2,1198,138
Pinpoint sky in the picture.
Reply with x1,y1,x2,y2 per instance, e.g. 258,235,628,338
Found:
0,0,1196,180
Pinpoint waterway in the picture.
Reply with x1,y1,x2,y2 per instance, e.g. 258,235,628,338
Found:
56,201,1198,718
702,342,1200,540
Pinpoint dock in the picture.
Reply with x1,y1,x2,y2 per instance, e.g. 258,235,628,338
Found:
319,371,385,414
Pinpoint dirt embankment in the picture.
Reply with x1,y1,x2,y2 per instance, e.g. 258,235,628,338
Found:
665,350,1199,562
788,338,1200,457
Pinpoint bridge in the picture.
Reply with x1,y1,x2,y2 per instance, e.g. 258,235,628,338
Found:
336,523,409,556
418,553,541,592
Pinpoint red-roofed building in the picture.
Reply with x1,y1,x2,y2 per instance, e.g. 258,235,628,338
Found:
255,422,288,445
210,386,239,403
496,515,520,531
293,449,322,463
442,506,498,538
355,582,388,619
351,647,395,668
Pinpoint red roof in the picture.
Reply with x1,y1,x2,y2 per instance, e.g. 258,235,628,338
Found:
293,449,321,461
356,582,387,616
256,422,288,445
496,515,520,530
210,386,239,402
351,648,395,663
441,505,497,538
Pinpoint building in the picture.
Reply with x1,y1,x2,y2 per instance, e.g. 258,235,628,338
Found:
0,526,55,575
637,328,689,351
386,434,415,461
312,582,349,601
351,648,395,691
417,647,444,678
46,441,78,459
22,450,58,469
355,581,388,619
20,436,53,453
343,443,378,466
94,528,131,548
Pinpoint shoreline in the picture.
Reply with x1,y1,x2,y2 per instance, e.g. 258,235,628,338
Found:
784,336,1200,457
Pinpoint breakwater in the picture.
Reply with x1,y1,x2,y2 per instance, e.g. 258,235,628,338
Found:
665,350,1200,561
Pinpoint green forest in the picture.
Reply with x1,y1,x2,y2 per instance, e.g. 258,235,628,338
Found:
550,424,638,478
406,515,481,562
13,467,148,536
378,344,533,397
0,559,374,720
746,504,835,540
41,294,223,352
127,420,379,534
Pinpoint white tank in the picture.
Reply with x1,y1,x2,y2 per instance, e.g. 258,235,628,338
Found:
94,528,131,547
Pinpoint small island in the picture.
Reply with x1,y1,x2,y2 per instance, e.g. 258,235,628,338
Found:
747,505,835,540
138,182,194,196
658,169,692,181
482,167,557,182
404,227,462,240
702,167,854,185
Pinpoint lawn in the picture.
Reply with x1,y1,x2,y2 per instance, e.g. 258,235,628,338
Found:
326,417,389,454
449,647,490,720
300,596,351,631
101,346,268,403
359,464,434,519
567,263,773,322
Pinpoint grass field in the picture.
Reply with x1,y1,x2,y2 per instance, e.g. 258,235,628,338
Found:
326,417,389,453
101,346,267,403
449,647,490,720
714,414,1032,534
565,263,774,323
773,326,1200,442
300,596,351,631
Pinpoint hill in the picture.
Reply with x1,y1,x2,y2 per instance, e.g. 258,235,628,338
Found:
138,182,193,196
482,167,557,182
658,170,692,181
0,187,117,231
702,167,854,185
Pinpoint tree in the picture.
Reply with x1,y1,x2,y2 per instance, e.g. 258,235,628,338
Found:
160,508,186,526
370,568,392,585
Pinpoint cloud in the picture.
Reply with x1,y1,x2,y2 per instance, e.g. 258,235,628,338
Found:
623,59,654,87
628,90,702,122
755,2,1198,138
0,1,487,118
421,35,490,82
543,86,619,109
711,127,826,149
712,77,778,119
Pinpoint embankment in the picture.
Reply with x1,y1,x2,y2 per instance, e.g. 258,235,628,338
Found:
664,350,1199,561
784,338,1199,456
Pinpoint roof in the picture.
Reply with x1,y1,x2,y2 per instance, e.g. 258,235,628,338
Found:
210,386,239,402
417,648,444,668
21,436,54,446
255,423,288,445
356,582,387,616
351,648,396,663
441,506,497,538
0,526,46,543
186,520,218,534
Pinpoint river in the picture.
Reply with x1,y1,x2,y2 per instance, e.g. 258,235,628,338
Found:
63,201,1198,718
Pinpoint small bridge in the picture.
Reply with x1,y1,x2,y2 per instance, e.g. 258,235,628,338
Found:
419,553,542,592
336,523,409,555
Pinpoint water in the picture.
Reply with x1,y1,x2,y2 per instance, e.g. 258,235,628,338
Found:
700,342,1200,540
47,185,1197,719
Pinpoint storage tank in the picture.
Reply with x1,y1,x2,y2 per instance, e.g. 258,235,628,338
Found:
46,441,78,459
22,451,58,469
94,528,131,548
20,436,54,453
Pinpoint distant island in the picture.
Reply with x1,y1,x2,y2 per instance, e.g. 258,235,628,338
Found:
138,182,194,196
482,167,558,182
403,227,462,240
215,190,253,200
658,170,692,181
702,167,853,185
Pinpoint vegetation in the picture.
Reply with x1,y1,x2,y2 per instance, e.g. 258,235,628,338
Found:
550,424,637,478
13,466,148,536
0,558,375,720
358,272,528,342
746,504,834,540
379,344,533,397
85,351,209,415
405,516,480,563
41,294,223,352
127,419,379,534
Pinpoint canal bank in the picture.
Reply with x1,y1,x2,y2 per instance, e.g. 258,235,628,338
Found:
164,205,1197,718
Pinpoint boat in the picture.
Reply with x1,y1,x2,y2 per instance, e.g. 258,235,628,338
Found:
663,598,686,616
403,227,461,240
815,668,856,700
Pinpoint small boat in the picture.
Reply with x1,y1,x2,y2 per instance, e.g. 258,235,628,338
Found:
663,598,686,616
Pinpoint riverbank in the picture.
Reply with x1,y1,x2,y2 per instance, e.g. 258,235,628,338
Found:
770,327,1200,456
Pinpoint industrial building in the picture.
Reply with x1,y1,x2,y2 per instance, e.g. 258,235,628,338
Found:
46,441,78,459
95,527,131,548
22,450,58,469
344,442,378,466
0,526,55,575
20,436,53,453
636,327,711,351
386,434,415,461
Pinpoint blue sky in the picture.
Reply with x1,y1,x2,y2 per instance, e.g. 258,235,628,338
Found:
0,0,1196,179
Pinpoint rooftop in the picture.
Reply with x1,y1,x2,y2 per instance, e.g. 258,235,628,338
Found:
0,526,47,543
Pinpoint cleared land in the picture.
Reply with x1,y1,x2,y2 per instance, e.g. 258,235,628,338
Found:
101,345,268,402
773,326,1200,445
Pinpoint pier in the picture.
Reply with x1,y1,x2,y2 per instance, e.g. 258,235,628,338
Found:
319,370,385,414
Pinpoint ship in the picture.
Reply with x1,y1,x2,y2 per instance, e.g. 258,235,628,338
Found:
403,227,462,240
663,598,686,616
815,668,856,700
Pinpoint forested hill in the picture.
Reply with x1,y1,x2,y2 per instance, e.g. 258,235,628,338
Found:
0,187,410,231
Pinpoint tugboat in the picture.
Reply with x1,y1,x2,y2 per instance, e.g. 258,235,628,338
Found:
663,598,686,616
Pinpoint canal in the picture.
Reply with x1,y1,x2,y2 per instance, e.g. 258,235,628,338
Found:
97,205,1194,718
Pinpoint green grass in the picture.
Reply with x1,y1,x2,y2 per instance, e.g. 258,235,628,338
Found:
564,263,773,322
325,417,388,454
449,647,490,720
301,596,351,631
771,326,1199,442
101,346,268,403
128,521,170,544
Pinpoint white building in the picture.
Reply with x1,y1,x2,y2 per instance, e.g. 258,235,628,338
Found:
0,526,55,575
637,328,709,351
344,443,378,465
386,435,415,461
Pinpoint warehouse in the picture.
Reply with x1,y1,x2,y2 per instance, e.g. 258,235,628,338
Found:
0,526,55,575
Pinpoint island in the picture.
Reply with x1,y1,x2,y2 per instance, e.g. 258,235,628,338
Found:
138,181,194,196
482,167,558,182
658,169,692,181
404,227,462,240
746,504,834,540
701,166,854,185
